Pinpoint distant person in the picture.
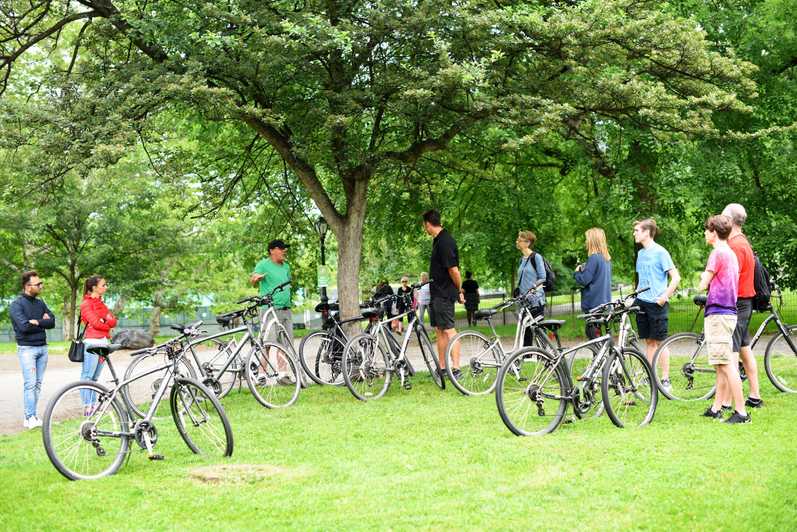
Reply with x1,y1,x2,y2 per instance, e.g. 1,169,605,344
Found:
395,276,413,333
416,272,431,325
9,271,55,429
423,209,464,379
633,218,681,391
462,272,480,326
374,279,395,323
515,230,546,345
721,203,763,409
80,275,117,416
699,215,748,423
574,228,613,339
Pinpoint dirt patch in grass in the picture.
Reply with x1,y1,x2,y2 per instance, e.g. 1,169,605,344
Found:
190,464,307,484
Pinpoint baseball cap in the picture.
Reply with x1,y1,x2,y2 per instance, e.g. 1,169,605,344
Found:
268,239,290,251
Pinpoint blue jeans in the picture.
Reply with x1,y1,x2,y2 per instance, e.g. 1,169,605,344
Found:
17,345,48,419
80,339,108,406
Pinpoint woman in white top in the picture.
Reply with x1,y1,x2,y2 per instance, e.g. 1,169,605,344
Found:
416,272,431,325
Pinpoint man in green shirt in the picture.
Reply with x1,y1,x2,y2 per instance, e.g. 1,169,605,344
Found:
250,239,294,346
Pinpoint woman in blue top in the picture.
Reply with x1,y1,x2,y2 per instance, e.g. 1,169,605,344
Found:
516,230,546,345
574,228,613,339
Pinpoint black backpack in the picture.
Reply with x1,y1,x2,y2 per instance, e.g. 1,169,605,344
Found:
532,251,556,293
752,254,773,311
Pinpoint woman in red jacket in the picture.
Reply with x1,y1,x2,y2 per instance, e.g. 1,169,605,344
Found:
79,275,117,414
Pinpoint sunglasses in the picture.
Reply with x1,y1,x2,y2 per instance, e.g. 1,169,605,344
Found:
28,282,43,287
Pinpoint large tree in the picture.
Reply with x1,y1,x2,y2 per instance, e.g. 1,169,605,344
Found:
1,0,757,317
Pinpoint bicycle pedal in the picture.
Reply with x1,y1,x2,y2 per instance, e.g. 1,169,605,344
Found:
148,454,165,461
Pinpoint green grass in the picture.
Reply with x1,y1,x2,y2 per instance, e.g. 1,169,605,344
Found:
1,376,796,530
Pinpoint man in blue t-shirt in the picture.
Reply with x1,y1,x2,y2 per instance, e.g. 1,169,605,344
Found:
633,219,681,390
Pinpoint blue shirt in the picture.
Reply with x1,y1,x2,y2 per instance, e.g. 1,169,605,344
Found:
635,242,676,303
518,253,545,307
574,253,612,312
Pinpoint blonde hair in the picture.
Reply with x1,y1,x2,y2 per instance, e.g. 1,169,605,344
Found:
518,230,537,247
585,228,611,261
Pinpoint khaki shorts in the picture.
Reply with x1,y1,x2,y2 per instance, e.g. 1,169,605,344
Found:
705,314,737,366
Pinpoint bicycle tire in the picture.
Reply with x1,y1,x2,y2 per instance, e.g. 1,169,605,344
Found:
42,380,130,480
170,377,234,457
299,330,346,386
193,341,240,398
121,352,197,418
564,343,604,417
495,347,567,436
653,332,715,401
445,330,503,396
764,324,797,393
341,333,392,401
418,328,444,389
602,348,658,428
245,341,301,408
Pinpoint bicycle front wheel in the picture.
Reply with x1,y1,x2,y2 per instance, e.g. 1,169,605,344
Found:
299,330,346,386
653,332,715,401
170,378,233,457
765,325,797,393
496,348,567,436
602,348,658,428
342,333,391,401
418,328,444,389
446,330,503,396
245,342,301,408
42,380,130,480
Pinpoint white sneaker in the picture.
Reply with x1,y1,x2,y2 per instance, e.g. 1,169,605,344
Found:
31,416,43,428
23,417,35,430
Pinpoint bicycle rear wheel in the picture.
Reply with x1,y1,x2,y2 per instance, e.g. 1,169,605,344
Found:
564,344,603,417
299,330,346,386
764,325,797,393
418,328,444,389
446,330,503,396
342,333,391,401
496,348,567,436
170,378,233,457
245,341,301,408
602,348,658,428
42,380,130,480
653,332,715,401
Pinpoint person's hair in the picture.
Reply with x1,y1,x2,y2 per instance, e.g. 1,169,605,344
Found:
401,276,409,283
465,271,473,279
422,209,441,227
21,271,39,290
705,215,732,240
84,275,105,295
420,272,428,281
518,230,537,247
585,228,611,261
721,203,747,227
633,218,658,239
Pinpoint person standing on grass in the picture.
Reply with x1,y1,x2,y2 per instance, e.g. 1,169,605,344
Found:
462,272,480,326
633,218,681,392
80,275,117,416
574,228,613,340
9,271,55,429
416,272,431,325
720,203,763,409
515,230,546,346
699,215,749,423
423,209,464,380
395,276,413,333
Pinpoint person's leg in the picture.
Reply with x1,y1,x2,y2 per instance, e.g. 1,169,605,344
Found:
739,345,760,399
418,304,427,325
33,346,48,417
436,326,448,368
80,348,101,407
718,363,747,416
446,328,460,369
16,346,36,421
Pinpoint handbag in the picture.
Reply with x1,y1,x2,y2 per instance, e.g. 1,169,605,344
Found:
67,320,86,363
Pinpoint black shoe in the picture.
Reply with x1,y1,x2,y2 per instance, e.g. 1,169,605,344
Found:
451,368,462,381
723,411,751,424
721,404,733,413
745,397,764,408
702,407,722,419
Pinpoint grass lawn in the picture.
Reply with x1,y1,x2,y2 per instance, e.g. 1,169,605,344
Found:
1,375,796,530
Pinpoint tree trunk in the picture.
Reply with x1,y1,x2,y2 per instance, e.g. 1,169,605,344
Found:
64,282,79,341
149,291,163,337
331,179,369,333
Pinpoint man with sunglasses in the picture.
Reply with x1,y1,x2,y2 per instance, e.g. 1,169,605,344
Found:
9,271,56,429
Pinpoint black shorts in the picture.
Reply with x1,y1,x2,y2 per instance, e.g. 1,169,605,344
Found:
635,299,669,341
429,297,456,330
733,298,753,352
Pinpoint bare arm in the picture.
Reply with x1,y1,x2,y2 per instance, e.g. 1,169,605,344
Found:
448,266,465,304
657,268,681,306
250,273,264,286
698,270,714,292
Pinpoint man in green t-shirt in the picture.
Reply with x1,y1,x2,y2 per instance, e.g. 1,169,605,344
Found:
250,239,294,348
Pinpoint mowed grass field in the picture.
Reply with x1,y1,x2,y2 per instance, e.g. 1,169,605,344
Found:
1,374,796,530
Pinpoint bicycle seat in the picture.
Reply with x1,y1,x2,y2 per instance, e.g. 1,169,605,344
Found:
693,295,707,307
86,343,124,355
474,309,498,320
315,302,340,312
539,319,565,330
360,307,381,319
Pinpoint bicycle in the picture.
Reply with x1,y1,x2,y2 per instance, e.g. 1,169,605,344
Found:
298,301,375,386
495,289,657,435
341,282,444,401
652,284,797,400
42,342,233,480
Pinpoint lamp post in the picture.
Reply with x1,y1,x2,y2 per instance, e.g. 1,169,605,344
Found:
315,216,329,304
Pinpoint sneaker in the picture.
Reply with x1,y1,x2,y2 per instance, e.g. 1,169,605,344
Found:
723,411,751,424
721,404,733,413
23,417,34,430
702,407,722,419
30,415,43,428
745,397,764,408
660,379,672,391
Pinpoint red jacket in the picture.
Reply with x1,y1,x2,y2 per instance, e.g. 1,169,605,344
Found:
80,295,118,339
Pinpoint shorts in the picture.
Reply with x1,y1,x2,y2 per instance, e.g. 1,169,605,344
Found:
634,299,669,341
732,298,753,352
705,314,737,366
429,297,455,330
259,307,294,344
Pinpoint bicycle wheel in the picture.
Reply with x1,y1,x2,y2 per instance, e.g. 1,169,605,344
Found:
496,347,567,436
299,330,346,386
245,341,301,408
122,353,196,418
602,348,658,428
341,333,391,401
42,380,130,480
418,328,444,389
564,344,603,417
170,377,233,457
765,325,797,393
445,330,503,396
193,341,240,398
653,332,715,401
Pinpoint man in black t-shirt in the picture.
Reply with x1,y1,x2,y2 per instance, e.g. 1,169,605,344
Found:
423,209,465,379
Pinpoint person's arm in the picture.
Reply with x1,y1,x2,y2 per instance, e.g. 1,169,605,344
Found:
533,253,546,286
574,255,598,286
448,266,464,303
81,302,114,332
657,268,681,306
39,303,56,329
250,260,266,286
698,269,714,292
9,301,37,332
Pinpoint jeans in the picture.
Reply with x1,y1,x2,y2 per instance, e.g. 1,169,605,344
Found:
81,338,108,406
17,345,48,419
416,303,429,325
